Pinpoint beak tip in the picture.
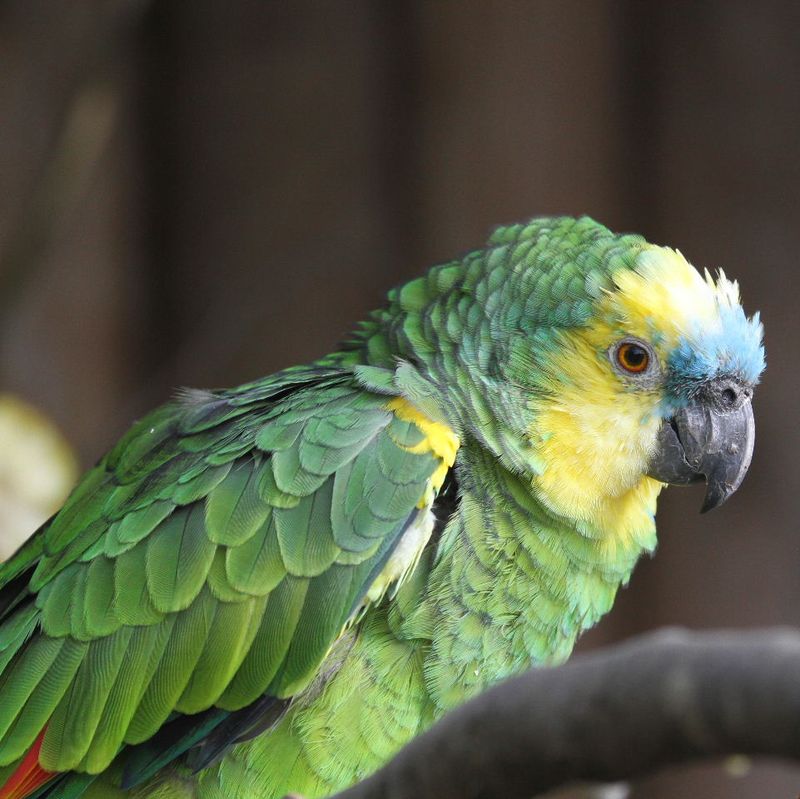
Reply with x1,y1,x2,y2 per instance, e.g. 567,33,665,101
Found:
699,497,717,514
700,482,734,514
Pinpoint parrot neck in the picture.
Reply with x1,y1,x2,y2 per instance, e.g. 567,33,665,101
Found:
330,284,545,477
419,445,656,711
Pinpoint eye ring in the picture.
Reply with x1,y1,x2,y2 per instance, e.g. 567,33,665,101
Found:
609,338,659,382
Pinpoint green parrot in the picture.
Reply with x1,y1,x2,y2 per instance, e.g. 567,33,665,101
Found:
0,216,764,799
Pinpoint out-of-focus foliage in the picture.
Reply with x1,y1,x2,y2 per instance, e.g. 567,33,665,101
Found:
0,395,78,560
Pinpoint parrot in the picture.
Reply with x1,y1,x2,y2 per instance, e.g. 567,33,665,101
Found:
0,216,764,799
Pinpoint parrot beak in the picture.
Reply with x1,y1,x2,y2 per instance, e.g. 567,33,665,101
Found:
647,379,755,513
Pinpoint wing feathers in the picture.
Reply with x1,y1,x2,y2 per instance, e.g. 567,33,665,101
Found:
43,630,132,770
126,592,214,744
145,506,216,613
224,515,283,595
0,639,86,765
217,577,309,709
274,481,339,577
0,367,458,780
82,623,172,772
205,460,270,547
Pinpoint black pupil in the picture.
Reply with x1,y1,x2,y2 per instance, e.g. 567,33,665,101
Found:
623,344,646,368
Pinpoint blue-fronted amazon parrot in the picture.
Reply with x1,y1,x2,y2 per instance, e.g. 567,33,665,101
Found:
0,217,764,799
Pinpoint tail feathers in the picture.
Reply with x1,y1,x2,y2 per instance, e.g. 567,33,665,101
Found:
0,730,56,799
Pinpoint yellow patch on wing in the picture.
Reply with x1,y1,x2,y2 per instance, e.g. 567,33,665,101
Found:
385,396,460,507
354,398,459,618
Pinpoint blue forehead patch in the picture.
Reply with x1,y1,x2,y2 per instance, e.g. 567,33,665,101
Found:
667,303,765,397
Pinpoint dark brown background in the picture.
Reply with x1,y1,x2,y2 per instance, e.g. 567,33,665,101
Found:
1,2,798,796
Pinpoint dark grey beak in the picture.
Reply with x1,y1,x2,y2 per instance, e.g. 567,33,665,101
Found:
647,379,755,513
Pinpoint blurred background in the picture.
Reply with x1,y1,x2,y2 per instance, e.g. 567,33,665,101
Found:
0,1,798,796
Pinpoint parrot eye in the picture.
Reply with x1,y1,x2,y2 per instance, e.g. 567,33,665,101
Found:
609,338,659,382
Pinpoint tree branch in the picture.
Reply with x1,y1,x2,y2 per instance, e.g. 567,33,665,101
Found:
325,628,800,799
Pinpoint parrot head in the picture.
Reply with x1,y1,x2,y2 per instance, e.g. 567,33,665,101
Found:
497,218,765,541
353,216,764,546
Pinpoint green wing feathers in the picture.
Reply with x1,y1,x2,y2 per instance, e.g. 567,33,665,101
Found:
0,366,451,775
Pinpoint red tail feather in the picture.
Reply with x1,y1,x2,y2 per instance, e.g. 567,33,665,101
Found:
0,729,56,799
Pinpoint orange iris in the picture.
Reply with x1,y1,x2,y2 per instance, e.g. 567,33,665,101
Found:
616,342,650,373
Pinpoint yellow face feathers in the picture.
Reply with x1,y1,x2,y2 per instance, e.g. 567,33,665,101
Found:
529,341,663,553
607,245,740,346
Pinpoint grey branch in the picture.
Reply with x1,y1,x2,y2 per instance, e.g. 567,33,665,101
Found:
324,628,800,799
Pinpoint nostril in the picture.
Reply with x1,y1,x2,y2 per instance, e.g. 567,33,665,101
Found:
721,387,737,407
